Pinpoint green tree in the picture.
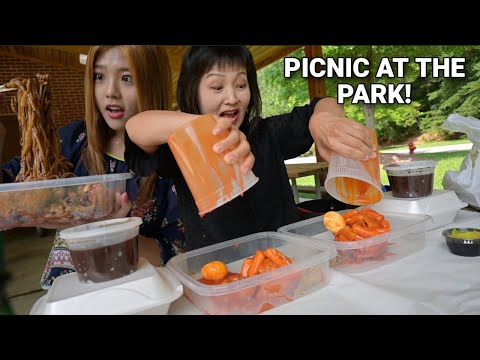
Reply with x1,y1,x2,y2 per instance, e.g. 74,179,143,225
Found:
257,45,480,144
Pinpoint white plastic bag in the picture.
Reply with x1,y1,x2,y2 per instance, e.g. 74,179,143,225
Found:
441,114,480,208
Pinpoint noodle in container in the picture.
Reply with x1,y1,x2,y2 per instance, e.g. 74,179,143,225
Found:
0,74,132,231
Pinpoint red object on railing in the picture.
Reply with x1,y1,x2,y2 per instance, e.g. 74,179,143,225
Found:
408,141,416,154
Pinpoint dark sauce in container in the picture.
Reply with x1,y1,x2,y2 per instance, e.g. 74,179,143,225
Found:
61,217,143,283
70,236,138,283
388,173,434,198
384,160,437,199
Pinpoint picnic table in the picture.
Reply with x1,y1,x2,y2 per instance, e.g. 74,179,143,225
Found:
285,162,329,203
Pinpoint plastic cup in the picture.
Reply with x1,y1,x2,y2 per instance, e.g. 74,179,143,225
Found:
59,217,143,283
383,160,437,198
324,129,383,206
168,114,259,216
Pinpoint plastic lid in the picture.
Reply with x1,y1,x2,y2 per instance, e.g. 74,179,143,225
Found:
59,217,143,250
383,160,437,175
0,172,133,193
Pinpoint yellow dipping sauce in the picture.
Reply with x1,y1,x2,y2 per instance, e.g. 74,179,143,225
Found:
450,229,480,240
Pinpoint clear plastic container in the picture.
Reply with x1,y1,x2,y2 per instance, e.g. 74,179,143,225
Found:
384,160,437,198
278,211,429,274
59,217,142,283
370,190,468,231
0,173,133,231
324,129,383,206
168,114,259,215
165,232,336,315
29,258,183,315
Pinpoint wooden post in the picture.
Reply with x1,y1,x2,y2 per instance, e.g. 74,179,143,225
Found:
304,45,327,162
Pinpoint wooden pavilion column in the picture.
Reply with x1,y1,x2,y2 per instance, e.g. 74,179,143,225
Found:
304,45,327,162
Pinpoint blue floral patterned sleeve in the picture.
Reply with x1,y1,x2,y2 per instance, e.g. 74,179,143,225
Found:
1,156,21,183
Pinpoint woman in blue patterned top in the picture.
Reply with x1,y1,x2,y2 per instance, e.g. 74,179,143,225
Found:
0,46,185,289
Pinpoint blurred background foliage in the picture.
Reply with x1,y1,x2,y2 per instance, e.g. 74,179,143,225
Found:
257,45,480,145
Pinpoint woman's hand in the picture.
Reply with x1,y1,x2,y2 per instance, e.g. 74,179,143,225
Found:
308,98,377,162
212,117,255,175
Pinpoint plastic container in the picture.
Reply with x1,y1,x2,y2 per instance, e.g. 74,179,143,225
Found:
168,114,259,215
370,190,468,231
324,129,383,206
59,217,143,283
29,258,183,315
442,228,480,257
278,211,429,274
0,173,133,231
165,232,336,315
384,160,437,198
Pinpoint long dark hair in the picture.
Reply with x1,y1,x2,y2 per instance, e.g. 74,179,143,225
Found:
84,45,172,206
176,46,262,135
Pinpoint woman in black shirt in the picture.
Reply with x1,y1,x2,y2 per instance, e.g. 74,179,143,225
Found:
125,46,377,253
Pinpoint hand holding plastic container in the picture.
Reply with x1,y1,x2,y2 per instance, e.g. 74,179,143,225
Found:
324,128,383,206
168,114,259,215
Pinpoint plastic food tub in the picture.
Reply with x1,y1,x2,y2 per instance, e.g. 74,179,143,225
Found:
278,211,429,274
60,217,143,283
383,160,437,198
0,173,133,231
165,232,336,315
370,189,467,231
29,258,183,315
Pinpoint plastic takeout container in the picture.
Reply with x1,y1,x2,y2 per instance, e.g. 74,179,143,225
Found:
442,227,480,257
278,211,429,274
168,114,259,215
324,129,383,206
384,160,437,198
29,258,183,315
370,190,467,231
165,232,336,315
60,217,143,283
0,173,133,231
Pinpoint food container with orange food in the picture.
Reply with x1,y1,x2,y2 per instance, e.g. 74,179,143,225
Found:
165,232,336,315
0,173,132,231
278,211,429,274
168,114,259,215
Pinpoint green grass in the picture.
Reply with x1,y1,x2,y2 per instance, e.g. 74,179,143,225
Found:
294,150,470,197
381,139,471,151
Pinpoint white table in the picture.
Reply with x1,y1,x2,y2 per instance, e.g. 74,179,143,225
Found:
168,210,480,315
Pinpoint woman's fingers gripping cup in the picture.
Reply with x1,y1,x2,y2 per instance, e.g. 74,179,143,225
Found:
213,121,254,175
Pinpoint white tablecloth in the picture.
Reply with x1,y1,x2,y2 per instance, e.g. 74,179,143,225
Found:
168,210,480,315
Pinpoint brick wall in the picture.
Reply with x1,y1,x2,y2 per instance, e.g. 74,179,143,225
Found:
0,54,85,129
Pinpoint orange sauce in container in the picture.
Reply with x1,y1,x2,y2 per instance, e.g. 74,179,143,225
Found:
168,114,258,215
333,128,383,206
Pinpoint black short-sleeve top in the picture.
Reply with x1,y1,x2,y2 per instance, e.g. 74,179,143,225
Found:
125,97,321,250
